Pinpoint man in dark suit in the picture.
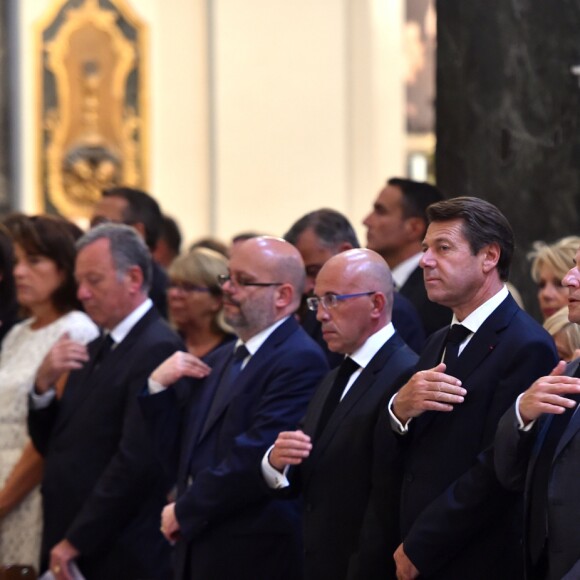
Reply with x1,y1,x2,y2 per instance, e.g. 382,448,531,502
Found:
263,248,418,579
495,242,580,580
91,186,169,317
363,178,451,335
29,224,183,579
284,208,425,360
390,197,557,579
139,236,328,580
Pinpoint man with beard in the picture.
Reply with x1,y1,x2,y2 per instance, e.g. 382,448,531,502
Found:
139,236,328,580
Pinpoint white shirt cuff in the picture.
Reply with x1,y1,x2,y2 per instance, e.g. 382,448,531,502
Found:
261,445,290,489
515,392,536,431
148,377,167,395
388,392,412,434
30,386,56,409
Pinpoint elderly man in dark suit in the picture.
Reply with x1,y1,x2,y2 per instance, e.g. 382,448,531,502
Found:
139,236,328,580
363,178,451,336
495,241,580,580
29,224,183,580
390,197,557,579
263,248,418,579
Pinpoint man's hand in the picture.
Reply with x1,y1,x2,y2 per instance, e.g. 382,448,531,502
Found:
269,430,312,471
150,351,212,387
160,502,181,544
35,333,89,393
49,539,80,580
519,361,580,424
392,363,466,424
394,543,420,580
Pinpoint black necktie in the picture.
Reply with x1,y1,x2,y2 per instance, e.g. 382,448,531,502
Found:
203,344,250,433
316,357,360,438
442,324,471,366
92,333,115,372
528,367,580,563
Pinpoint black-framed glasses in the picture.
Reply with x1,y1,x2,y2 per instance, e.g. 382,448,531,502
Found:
217,274,284,288
168,280,212,293
306,291,376,311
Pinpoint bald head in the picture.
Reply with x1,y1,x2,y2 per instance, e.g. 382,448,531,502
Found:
224,236,305,340
314,249,394,353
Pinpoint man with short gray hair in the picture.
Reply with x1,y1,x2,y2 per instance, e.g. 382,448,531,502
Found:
29,223,183,579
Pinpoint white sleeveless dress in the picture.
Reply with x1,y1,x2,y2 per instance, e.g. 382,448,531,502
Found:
0,311,98,567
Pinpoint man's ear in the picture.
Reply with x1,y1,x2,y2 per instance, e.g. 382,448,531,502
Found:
274,283,294,308
404,217,426,242
126,264,145,294
481,242,501,273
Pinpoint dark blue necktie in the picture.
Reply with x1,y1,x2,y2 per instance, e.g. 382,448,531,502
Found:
442,324,471,366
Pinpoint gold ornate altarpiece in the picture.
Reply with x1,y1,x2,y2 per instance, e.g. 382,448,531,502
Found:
37,0,148,220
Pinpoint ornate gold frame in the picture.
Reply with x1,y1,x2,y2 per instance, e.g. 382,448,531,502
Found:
36,0,149,219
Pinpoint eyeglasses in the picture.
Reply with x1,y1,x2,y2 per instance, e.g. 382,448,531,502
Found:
217,274,284,288
168,281,212,293
306,291,376,311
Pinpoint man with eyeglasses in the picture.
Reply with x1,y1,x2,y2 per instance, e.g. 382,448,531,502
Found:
261,248,418,580
139,236,328,580
284,208,425,363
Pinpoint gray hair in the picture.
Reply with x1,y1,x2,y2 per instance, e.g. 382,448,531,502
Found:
77,223,152,292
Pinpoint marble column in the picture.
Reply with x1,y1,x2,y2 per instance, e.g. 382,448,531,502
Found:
0,0,11,212
436,0,580,318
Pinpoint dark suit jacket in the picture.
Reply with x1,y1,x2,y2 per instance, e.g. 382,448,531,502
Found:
150,261,169,318
28,308,183,580
399,265,451,336
398,294,557,579
140,316,328,580
291,332,418,580
302,292,425,367
495,358,580,580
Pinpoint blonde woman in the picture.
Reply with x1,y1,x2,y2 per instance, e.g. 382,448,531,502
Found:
167,248,234,357
528,236,580,320
543,306,580,362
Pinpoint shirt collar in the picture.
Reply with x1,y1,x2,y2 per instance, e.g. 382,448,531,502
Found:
108,298,153,344
451,285,509,334
348,323,395,369
392,252,422,289
235,316,290,356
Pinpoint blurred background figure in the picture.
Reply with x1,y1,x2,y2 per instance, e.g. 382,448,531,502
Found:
528,235,580,321
152,214,182,270
0,214,98,570
0,224,19,347
189,236,229,258
543,306,580,362
167,247,235,358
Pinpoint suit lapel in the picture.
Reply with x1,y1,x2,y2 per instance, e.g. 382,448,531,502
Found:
414,294,519,439
307,334,408,468
56,309,158,431
553,358,580,459
194,317,301,445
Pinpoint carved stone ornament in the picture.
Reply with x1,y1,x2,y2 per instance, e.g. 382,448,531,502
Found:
37,0,148,218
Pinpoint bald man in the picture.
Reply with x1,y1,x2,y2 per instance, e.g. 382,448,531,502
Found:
262,249,418,579
140,237,328,580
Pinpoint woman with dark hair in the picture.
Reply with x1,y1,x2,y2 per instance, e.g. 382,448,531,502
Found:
0,214,98,569
0,224,18,346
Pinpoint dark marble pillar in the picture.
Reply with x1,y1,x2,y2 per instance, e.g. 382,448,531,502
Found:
436,0,580,318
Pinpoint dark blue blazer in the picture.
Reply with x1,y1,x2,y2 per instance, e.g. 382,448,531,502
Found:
140,316,328,580
399,294,557,579
294,332,418,580
28,308,183,580
495,358,580,580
